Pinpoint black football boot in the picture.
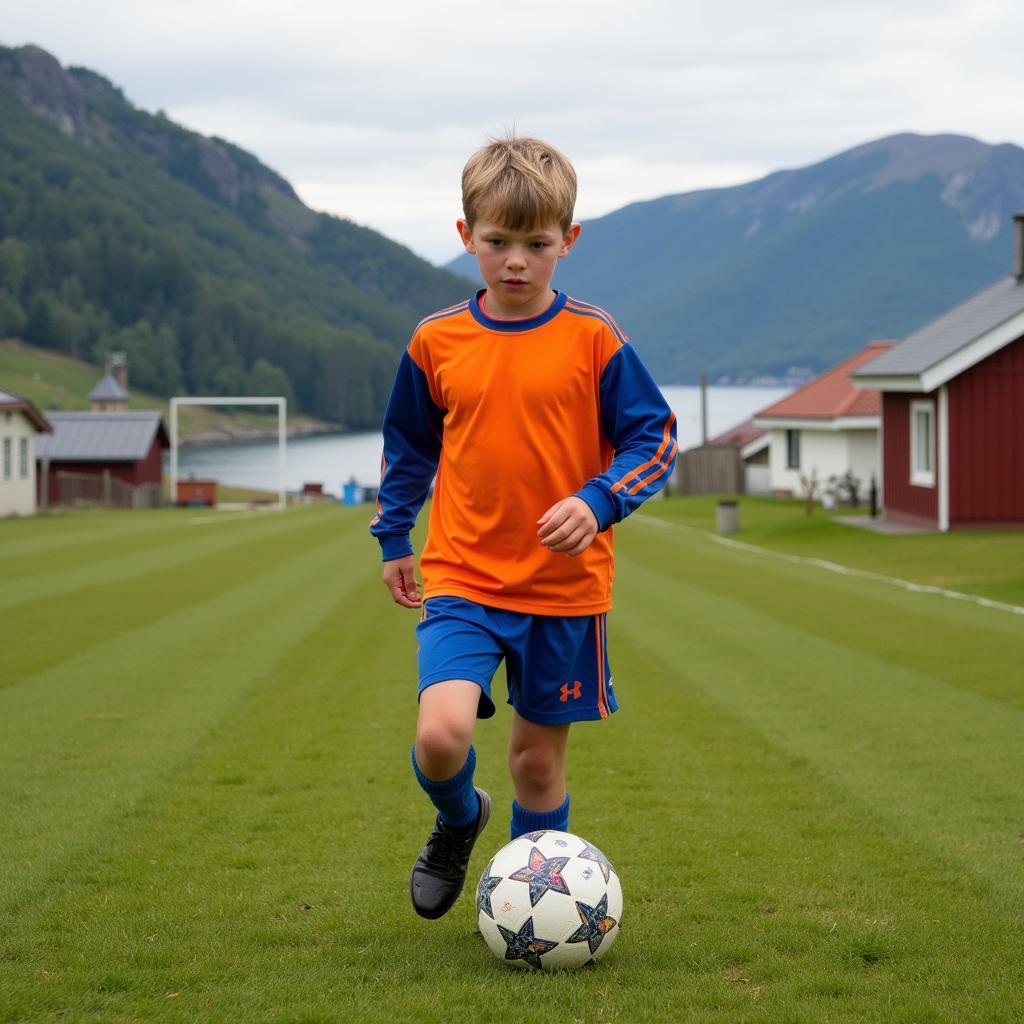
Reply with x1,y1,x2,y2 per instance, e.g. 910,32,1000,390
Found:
410,787,492,919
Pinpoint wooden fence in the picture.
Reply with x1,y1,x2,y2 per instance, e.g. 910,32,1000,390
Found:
676,447,744,495
49,470,162,510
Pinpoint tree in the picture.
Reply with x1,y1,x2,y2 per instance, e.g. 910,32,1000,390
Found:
0,289,26,338
247,358,294,405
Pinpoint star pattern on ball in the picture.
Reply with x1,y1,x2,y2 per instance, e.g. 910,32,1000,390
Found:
509,846,571,906
497,916,558,969
566,893,618,955
578,843,613,883
477,860,503,920
522,830,548,842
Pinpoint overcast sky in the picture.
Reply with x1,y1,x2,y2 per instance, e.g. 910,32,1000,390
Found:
5,0,1024,264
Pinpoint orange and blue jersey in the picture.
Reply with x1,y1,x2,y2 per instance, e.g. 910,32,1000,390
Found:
370,290,677,615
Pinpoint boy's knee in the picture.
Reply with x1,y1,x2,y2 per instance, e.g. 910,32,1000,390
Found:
508,743,560,792
415,718,473,775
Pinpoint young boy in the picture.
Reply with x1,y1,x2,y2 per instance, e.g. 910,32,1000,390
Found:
370,136,677,920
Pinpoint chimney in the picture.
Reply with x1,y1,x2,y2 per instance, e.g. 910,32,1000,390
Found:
1015,213,1024,280
110,350,128,390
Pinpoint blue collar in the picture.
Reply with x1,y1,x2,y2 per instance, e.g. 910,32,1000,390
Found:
468,289,568,332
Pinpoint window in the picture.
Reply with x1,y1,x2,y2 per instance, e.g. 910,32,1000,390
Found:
910,401,935,487
2,437,10,480
785,429,801,470
19,437,29,479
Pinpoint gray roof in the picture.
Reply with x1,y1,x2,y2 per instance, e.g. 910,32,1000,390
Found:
88,371,130,402
35,411,168,462
853,273,1024,378
0,387,52,431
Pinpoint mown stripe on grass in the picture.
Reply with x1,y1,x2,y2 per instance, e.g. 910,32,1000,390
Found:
572,624,1024,1022
1,508,359,686
0,506,325,611
2,508,292,583
630,514,1024,711
5,530,1024,1022
0,507,377,914
0,509,180,561
637,514,1024,616
613,540,1024,902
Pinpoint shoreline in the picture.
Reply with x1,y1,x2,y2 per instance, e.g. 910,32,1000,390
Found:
178,422,347,447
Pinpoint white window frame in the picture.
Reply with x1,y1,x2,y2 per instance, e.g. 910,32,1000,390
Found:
910,400,935,488
785,428,801,470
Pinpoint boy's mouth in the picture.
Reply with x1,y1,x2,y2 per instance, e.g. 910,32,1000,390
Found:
503,278,527,287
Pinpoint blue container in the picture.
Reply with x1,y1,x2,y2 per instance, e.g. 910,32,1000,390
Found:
342,480,363,506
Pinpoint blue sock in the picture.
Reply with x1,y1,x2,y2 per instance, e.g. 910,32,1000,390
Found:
510,794,570,840
411,745,479,829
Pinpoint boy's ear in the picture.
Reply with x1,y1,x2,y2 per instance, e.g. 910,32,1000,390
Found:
559,223,582,258
456,218,475,253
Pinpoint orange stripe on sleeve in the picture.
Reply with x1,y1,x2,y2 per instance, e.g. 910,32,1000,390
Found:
627,438,678,495
610,413,676,494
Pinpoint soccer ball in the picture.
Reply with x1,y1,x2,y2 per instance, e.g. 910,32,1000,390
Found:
476,830,622,971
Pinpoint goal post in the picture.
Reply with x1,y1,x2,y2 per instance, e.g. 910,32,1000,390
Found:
169,396,287,511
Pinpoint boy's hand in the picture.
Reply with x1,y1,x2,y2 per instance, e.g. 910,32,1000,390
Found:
537,496,599,556
382,555,422,608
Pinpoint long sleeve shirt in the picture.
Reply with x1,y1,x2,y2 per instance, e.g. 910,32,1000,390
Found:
370,290,677,615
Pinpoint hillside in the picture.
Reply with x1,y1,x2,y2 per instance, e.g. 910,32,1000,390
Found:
0,338,326,440
0,43,472,428
449,133,1024,384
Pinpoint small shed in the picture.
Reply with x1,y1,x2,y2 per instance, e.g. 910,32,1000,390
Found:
852,214,1024,531
754,341,893,499
674,420,769,496
0,388,52,516
36,410,169,509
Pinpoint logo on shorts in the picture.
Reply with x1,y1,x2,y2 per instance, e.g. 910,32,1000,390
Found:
559,680,583,702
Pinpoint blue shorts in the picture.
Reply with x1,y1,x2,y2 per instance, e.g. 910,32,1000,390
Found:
415,596,617,725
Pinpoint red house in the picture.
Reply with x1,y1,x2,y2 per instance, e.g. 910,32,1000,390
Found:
35,411,169,508
852,214,1024,531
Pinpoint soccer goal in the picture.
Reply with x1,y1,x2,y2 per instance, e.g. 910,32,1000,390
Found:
169,396,287,511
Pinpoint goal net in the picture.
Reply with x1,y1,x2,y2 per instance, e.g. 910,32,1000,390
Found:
169,396,287,511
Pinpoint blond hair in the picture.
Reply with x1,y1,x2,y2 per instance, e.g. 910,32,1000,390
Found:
461,136,577,233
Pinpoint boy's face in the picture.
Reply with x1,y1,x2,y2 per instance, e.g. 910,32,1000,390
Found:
457,215,581,320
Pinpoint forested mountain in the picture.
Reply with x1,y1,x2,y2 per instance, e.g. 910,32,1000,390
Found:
0,44,471,428
449,133,1024,384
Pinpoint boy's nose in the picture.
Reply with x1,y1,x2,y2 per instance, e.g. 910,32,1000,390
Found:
505,248,527,268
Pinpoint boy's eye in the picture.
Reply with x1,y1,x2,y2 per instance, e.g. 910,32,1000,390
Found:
530,241,549,249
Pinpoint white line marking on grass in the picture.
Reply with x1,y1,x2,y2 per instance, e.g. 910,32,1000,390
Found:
187,509,281,525
634,514,1024,618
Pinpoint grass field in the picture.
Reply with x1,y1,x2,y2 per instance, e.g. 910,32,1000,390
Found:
2,501,1023,1022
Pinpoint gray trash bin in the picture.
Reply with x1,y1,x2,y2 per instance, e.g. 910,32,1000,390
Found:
716,500,739,535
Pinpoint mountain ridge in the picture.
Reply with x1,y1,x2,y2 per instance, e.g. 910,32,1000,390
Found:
448,132,1024,384
0,42,471,427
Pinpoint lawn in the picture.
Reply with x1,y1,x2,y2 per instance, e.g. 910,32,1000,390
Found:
2,501,1023,1022
651,494,1024,606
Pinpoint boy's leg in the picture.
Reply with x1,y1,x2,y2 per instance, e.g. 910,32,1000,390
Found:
410,678,492,919
507,711,571,839
413,678,483,826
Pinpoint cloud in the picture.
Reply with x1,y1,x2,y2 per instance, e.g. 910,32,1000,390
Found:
4,0,1023,261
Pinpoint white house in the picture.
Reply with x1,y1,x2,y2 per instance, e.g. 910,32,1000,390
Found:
0,388,51,516
754,341,893,501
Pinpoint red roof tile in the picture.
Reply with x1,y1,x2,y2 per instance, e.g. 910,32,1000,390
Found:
707,418,767,448
756,341,895,420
